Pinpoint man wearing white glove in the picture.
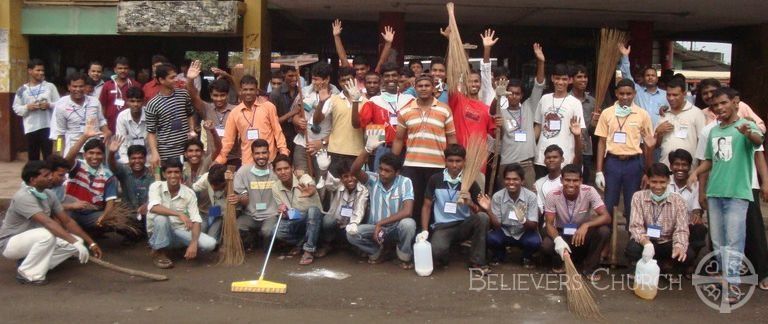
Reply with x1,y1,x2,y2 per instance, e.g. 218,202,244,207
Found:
311,68,366,177
316,159,368,258
0,161,103,285
541,164,610,280
594,77,655,231
346,146,416,269
625,163,692,272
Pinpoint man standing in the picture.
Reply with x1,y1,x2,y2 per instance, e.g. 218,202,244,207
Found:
332,19,394,89
99,57,141,133
534,145,566,212
619,43,668,127
595,79,655,228
0,161,103,285
52,73,110,155
12,59,60,161
216,75,289,166
417,144,489,273
654,78,705,167
534,64,586,178
293,62,337,175
147,158,216,269
570,65,597,184
269,65,303,156
141,54,170,102
87,61,105,97
114,87,149,164
145,63,196,169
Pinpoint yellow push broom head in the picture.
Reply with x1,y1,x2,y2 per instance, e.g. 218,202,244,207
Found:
231,278,287,294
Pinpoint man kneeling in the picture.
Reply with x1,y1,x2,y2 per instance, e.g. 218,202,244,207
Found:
147,158,216,269
626,163,692,279
417,144,489,274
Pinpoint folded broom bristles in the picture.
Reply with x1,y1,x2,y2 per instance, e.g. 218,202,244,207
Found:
445,2,470,95
564,254,602,319
218,167,244,266
101,202,141,236
460,133,487,202
595,28,628,111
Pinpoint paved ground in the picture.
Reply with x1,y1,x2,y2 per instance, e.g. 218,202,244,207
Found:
0,161,767,323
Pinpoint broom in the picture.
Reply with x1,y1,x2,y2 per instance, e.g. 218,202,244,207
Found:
218,167,244,266
100,202,142,236
445,2,471,95
460,133,488,204
594,28,628,112
488,124,502,193
563,253,602,319
230,212,287,294
90,257,168,281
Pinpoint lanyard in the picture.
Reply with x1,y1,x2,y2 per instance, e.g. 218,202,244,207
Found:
551,96,566,114
615,116,629,132
342,189,358,206
447,183,459,202
115,79,133,100
29,83,44,101
506,107,523,129
283,187,295,208
651,203,664,225
242,104,258,129
214,109,228,127
129,119,144,139
68,97,90,124
564,197,577,224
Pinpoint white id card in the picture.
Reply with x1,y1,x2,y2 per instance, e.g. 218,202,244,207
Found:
246,129,259,140
114,98,125,107
674,126,688,139
76,122,85,133
216,127,226,137
507,210,518,222
564,223,577,235
389,113,399,126
340,206,354,218
444,202,458,214
131,137,144,146
514,131,527,142
613,132,627,144
548,120,561,130
647,225,662,239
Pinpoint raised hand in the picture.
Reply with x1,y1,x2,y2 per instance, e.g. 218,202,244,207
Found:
477,193,491,211
344,79,362,102
83,118,101,138
298,182,317,198
381,26,395,43
186,60,202,80
570,116,582,136
107,135,124,153
494,79,510,98
533,43,546,62
440,26,451,38
332,19,343,37
202,119,216,131
618,42,631,56
737,123,752,135
481,29,498,47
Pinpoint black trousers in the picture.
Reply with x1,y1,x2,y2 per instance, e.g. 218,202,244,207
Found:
542,225,610,274
26,127,52,161
746,189,768,280
401,166,443,226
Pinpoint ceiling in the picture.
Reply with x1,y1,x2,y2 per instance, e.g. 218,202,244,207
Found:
267,0,768,34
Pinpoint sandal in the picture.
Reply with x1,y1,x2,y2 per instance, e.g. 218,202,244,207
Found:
315,246,332,258
299,252,314,265
399,261,414,270
551,267,565,274
152,252,174,269
585,272,602,282
759,278,768,291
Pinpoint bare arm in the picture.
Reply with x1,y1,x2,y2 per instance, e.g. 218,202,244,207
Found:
446,133,457,145
596,137,606,172
351,150,370,184
420,197,433,231
332,19,351,68
391,126,407,156
374,26,395,73
379,200,413,226
545,213,559,239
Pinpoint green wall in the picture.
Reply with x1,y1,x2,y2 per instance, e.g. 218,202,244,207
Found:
22,6,117,35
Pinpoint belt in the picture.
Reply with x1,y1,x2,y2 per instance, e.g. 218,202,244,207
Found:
607,153,641,161
517,158,534,167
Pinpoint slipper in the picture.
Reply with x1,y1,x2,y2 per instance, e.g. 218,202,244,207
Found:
299,252,314,265
152,252,174,269
759,278,768,291
315,246,332,258
399,261,414,270
585,272,602,282
551,267,565,274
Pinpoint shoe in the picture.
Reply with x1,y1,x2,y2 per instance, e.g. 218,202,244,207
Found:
16,272,48,286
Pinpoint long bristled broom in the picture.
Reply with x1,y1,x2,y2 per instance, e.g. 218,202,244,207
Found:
460,133,488,203
445,2,471,95
100,202,142,236
231,212,286,294
563,253,602,319
218,167,244,266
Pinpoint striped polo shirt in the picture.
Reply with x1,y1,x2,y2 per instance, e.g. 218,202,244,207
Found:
65,160,118,209
397,98,455,168
365,172,414,224
145,88,194,161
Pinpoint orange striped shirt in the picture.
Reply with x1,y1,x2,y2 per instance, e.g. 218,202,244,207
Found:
397,99,455,168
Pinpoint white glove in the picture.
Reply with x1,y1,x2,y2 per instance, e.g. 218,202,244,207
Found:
316,175,326,190
494,79,511,98
416,230,429,243
345,223,359,235
72,241,89,264
325,172,340,187
364,128,385,153
595,172,605,191
317,149,331,171
344,79,363,102
554,236,571,260
642,242,655,263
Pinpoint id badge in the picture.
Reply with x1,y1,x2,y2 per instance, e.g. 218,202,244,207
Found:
444,202,458,214
216,127,226,137
507,210,519,222
249,181,260,190
548,120,561,131
287,208,302,220
255,202,267,211
340,205,354,218
170,119,182,131
647,225,662,239
76,122,86,133
389,113,399,126
674,126,688,139
246,128,259,140
613,131,627,144
514,131,527,142
114,98,125,107
132,137,144,146
564,223,577,235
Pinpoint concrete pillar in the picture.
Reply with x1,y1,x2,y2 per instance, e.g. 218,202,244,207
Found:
378,12,405,65
731,23,768,118
242,0,271,88
660,39,674,70
0,0,29,161
628,21,654,78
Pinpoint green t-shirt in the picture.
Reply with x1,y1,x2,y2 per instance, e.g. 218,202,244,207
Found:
705,118,761,201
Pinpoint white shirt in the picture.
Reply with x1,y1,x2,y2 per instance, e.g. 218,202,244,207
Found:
51,95,106,154
534,94,585,165
535,174,562,212
668,181,701,216
146,181,201,234
12,81,61,133
115,108,149,164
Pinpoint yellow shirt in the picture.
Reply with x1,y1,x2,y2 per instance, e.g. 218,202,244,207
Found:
323,93,366,156
595,104,653,156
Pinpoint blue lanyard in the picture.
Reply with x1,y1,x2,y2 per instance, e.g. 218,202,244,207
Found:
564,197,576,224
30,83,44,100
447,183,459,202
651,203,663,225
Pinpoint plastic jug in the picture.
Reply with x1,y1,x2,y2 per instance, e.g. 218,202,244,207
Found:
634,259,660,300
413,240,433,277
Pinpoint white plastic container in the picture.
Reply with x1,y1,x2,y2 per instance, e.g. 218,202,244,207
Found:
634,259,660,300
413,240,433,277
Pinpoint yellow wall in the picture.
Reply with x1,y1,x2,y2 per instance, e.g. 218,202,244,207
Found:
0,0,29,93
242,0,270,88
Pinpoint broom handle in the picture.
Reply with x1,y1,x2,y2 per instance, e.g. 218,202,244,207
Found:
259,213,283,280
90,257,168,281
488,123,502,193
610,212,619,267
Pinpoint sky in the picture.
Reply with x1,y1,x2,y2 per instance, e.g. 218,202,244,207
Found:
676,41,732,64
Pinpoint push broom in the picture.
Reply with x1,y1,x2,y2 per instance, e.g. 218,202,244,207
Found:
230,212,286,294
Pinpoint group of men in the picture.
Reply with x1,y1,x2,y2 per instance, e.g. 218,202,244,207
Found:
2,20,767,301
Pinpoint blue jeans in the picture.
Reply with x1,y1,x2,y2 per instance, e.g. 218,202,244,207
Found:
708,197,749,284
346,218,416,262
604,155,643,230
148,216,217,252
487,228,541,261
275,207,322,253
